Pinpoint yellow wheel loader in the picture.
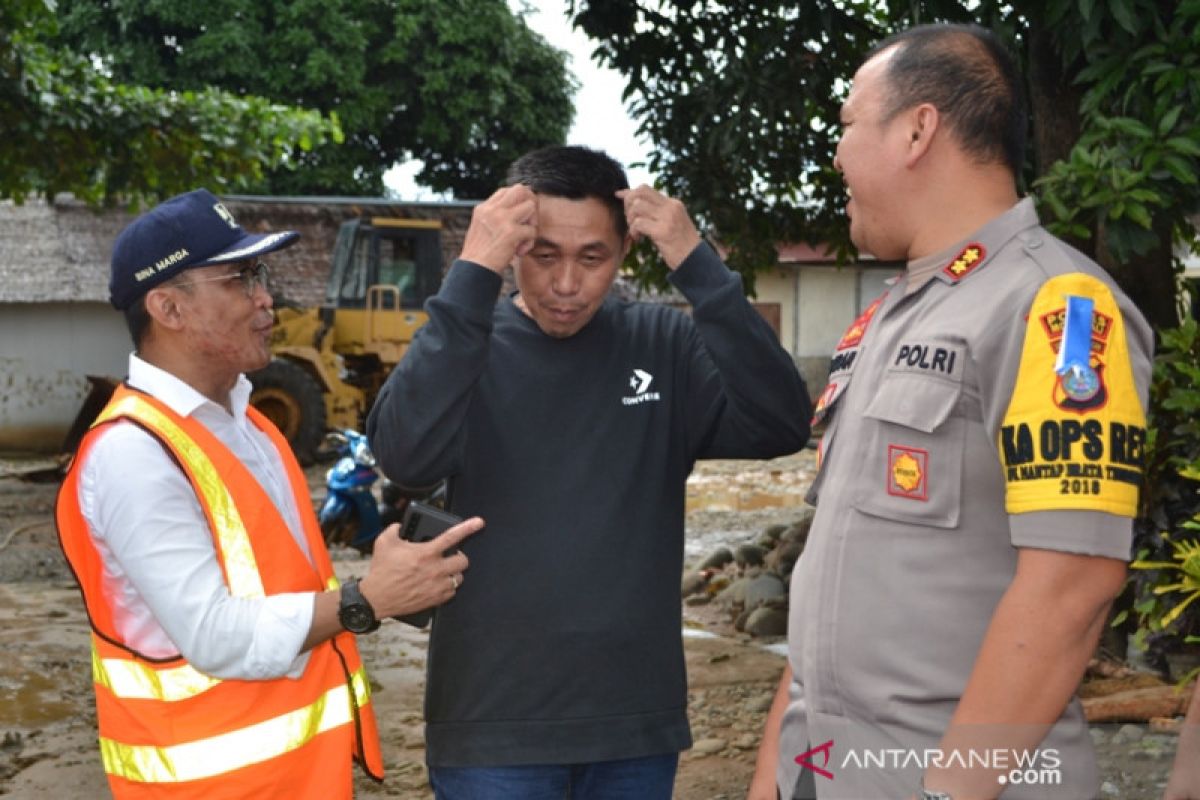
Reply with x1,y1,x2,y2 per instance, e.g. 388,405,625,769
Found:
248,217,444,463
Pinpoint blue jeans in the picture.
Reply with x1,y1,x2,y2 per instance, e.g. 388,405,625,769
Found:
428,753,679,800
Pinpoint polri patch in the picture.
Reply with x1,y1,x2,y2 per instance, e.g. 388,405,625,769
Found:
887,445,928,501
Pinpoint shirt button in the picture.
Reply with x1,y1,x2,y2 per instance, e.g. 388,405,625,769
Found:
1028,238,1043,249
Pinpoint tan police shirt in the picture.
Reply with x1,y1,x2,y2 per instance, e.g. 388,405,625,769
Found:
778,198,1153,799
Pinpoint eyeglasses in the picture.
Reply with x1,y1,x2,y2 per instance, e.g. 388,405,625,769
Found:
177,261,271,297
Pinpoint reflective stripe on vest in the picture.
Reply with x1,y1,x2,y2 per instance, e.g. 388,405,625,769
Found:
91,571,339,703
93,646,220,702
94,395,265,598
64,388,383,791
98,666,371,784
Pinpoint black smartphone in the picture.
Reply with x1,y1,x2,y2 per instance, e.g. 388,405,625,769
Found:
400,501,463,548
394,501,463,628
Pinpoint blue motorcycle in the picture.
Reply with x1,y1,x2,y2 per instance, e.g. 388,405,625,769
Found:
319,430,384,553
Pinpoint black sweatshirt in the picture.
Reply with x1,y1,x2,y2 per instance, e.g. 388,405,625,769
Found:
367,243,810,767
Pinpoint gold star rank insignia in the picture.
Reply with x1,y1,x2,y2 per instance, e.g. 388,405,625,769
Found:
941,243,987,281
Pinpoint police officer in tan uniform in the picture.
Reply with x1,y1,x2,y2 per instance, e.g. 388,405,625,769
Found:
748,24,1153,800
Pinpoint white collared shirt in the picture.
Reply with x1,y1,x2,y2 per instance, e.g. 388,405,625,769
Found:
78,354,315,679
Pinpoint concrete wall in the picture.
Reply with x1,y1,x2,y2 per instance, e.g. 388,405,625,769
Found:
752,267,796,359
0,302,129,452
756,263,901,394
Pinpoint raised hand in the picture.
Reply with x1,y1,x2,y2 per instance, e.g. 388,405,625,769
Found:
617,184,703,270
460,185,538,272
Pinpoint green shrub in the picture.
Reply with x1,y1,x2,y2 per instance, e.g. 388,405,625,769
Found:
1123,318,1200,663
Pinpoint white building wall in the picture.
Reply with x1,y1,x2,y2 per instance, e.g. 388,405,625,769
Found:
792,265,901,393
796,267,858,359
751,268,795,355
0,302,129,452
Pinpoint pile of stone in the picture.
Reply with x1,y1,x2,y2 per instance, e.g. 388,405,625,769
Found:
681,507,814,637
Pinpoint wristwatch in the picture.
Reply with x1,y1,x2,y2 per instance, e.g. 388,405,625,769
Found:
919,781,954,800
338,578,380,634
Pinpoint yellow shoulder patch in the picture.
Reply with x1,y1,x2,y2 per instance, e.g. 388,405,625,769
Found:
999,273,1146,516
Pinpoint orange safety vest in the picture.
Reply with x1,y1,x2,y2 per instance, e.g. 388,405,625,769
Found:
56,385,383,799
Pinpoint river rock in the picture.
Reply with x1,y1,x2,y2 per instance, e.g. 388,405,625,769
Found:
681,570,709,598
780,508,816,543
733,733,759,750
744,574,787,611
745,694,773,714
1110,723,1145,745
698,547,734,571
744,606,788,637
734,606,753,632
716,577,749,608
693,737,728,755
765,539,803,579
735,544,766,568
758,524,788,548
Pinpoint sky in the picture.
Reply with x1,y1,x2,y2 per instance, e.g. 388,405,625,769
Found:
383,0,655,200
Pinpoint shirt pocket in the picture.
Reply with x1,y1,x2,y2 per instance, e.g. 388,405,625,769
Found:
853,375,964,528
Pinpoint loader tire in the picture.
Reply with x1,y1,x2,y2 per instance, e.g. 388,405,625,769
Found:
249,359,325,465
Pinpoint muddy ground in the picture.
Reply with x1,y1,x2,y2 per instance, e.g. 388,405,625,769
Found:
0,451,1190,798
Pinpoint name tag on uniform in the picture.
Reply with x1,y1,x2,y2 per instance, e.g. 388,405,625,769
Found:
888,341,964,378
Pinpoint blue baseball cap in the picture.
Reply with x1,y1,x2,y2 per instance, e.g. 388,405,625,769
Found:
109,188,300,310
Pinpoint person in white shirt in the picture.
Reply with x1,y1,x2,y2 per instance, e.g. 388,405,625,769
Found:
84,188,481,672
58,189,482,797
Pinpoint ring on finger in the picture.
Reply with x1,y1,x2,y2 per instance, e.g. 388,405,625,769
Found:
449,574,460,590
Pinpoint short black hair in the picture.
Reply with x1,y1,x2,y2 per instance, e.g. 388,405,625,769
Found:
869,24,1026,176
122,272,194,349
506,145,630,238
124,296,152,349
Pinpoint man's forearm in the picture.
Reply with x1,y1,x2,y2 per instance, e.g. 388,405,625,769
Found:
302,590,343,652
673,245,811,457
1164,681,1200,800
922,550,1125,799
749,664,794,800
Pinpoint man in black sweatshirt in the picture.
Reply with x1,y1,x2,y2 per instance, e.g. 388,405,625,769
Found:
367,145,810,799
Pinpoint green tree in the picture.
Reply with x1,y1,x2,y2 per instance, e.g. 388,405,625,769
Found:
53,0,577,198
569,0,1200,329
0,0,340,206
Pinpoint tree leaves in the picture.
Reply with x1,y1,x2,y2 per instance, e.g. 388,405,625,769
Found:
571,0,876,291
0,2,340,205
51,0,576,197
572,0,1200,325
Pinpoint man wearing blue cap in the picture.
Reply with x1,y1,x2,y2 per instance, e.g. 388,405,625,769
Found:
56,189,482,798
